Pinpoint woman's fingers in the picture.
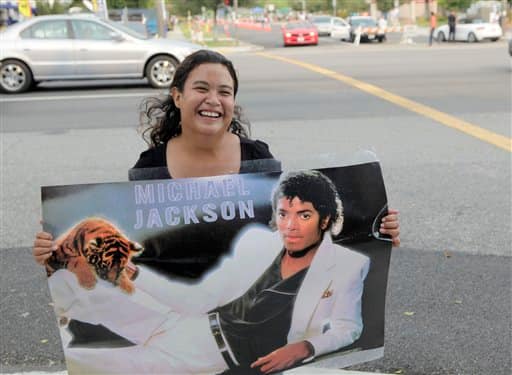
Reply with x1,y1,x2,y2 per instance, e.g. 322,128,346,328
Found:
380,209,400,247
392,236,401,247
33,232,55,265
34,251,53,265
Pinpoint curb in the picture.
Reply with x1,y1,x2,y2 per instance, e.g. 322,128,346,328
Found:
213,41,265,54
166,27,264,54
3,371,388,375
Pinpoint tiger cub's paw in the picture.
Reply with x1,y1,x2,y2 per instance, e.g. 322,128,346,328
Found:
77,272,97,289
70,259,97,289
118,274,135,294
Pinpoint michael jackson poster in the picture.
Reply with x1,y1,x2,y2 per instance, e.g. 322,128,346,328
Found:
41,162,392,374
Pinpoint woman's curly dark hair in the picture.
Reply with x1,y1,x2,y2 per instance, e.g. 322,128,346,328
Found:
139,50,250,147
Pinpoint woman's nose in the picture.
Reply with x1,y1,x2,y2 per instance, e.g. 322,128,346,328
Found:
205,91,220,105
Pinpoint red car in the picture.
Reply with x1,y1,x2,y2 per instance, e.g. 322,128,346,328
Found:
282,22,318,47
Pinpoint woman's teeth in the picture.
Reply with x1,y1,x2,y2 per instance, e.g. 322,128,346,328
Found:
199,111,221,118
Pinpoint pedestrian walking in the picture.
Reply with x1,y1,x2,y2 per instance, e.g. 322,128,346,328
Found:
429,11,437,46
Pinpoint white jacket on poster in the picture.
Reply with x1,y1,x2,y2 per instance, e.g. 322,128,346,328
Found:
49,224,370,359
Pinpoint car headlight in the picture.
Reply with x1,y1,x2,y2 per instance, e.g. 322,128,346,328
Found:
309,31,315,36
285,32,292,38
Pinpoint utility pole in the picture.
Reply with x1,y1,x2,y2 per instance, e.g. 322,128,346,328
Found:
370,0,377,18
155,0,167,38
233,0,238,46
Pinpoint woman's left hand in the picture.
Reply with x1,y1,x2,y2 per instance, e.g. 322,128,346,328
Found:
380,208,400,247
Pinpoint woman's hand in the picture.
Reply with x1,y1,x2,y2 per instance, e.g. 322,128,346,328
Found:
250,341,312,373
33,231,55,265
380,208,400,247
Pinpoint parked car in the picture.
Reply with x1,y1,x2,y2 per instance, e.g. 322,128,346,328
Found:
281,22,318,47
309,15,350,40
310,15,332,36
0,14,201,93
114,21,148,38
433,18,502,43
347,16,386,43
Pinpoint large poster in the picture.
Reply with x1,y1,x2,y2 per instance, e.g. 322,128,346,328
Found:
41,163,392,374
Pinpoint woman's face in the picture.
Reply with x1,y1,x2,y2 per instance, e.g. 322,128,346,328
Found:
172,63,235,137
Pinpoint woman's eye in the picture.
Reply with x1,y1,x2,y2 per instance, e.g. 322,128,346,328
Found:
278,213,286,219
301,214,311,220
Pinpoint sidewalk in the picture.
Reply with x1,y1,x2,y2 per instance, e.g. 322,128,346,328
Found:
166,24,264,54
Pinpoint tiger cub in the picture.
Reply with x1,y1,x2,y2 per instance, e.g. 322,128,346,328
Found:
45,218,143,294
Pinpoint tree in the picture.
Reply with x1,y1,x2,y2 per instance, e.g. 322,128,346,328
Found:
437,0,473,12
171,0,222,15
107,0,156,9
377,0,397,14
36,1,70,15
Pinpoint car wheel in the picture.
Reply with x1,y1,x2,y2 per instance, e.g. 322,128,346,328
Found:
0,59,32,94
437,31,446,42
145,55,178,89
467,32,477,43
490,37,499,42
350,33,355,42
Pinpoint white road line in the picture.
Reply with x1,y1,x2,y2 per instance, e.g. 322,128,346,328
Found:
0,92,161,103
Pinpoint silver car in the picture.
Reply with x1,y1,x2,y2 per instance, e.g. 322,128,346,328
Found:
0,14,201,93
310,15,333,36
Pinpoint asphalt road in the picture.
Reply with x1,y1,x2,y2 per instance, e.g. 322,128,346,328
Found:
1,37,511,374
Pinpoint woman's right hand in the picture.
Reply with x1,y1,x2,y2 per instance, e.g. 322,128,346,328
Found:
33,231,55,265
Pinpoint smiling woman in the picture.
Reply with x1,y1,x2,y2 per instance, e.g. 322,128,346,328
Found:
32,48,402,374
133,49,278,180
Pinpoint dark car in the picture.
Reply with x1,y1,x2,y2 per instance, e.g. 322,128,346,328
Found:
347,16,385,43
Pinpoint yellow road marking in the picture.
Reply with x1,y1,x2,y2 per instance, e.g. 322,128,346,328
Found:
256,52,512,153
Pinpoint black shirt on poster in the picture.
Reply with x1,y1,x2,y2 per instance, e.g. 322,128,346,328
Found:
212,251,309,367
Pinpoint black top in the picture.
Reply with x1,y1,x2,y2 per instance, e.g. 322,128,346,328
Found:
212,251,309,366
448,14,456,27
129,137,280,181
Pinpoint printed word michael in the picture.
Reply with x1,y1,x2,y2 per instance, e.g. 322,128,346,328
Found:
133,177,255,229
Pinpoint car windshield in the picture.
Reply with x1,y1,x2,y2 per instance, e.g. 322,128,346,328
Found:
350,18,377,27
104,19,148,39
312,16,330,23
285,22,313,29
